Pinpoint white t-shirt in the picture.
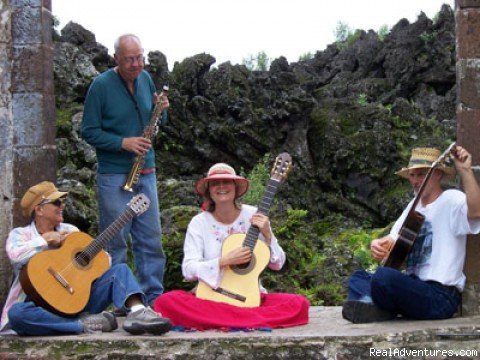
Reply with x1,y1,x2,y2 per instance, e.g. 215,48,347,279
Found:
390,189,480,291
182,204,286,290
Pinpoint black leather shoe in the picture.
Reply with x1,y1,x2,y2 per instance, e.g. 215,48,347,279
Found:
342,300,396,323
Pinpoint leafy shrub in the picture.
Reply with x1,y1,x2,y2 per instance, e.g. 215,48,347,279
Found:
240,153,272,206
162,206,200,292
377,24,390,41
299,52,313,61
334,21,352,42
242,51,270,71
419,31,437,43
334,21,362,51
357,93,368,106
264,209,328,305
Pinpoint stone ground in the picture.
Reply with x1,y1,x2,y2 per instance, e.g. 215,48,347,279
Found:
1,307,480,359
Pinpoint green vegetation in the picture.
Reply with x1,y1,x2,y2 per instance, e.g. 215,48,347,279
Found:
377,24,390,41
334,21,352,43
299,52,314,61
242,51,271,71
240,153,271,205
357,93,368,106
56,103,83,137
334,21,362,51
419,30,438,43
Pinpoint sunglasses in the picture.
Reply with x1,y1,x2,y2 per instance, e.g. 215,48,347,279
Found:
39,198,65,207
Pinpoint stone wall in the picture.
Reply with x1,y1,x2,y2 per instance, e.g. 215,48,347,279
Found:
456,0,480,315
0,0,56,309
0,0,14,311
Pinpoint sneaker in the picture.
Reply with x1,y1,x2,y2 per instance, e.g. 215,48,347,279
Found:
112,308,128,317
123,307,171,335
342,300,396,324
80,311,118,333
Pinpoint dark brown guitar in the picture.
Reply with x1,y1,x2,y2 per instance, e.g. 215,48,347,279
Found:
19,194,150,316
381,143,456,269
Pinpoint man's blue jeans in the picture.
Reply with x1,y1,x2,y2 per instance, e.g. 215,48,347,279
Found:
347,267,461,320
96,172,165,304
8,264,144,335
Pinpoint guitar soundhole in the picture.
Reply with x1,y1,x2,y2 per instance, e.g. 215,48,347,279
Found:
232,255,256,275
75,252,91,267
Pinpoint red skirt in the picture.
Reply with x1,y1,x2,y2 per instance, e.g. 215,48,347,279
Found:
153,290,309,330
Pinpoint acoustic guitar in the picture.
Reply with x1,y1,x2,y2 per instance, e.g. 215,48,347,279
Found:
19,194,150,316
381,143,456,269
196,153,292,307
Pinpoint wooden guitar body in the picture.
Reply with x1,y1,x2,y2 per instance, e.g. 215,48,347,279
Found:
20,232,110,316
19,193,150,316
196,234,271,307
381,211,425,269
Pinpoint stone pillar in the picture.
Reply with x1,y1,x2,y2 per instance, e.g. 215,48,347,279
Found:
456,0,480,315
0,0,56,311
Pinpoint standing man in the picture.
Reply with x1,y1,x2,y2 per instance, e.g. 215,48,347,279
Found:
342,145,480,323
81,34,168,306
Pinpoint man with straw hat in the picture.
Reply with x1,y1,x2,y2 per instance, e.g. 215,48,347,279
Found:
342,145,480,323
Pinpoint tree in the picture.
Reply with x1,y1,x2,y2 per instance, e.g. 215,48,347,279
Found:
242,51,270,71
334,21,353,43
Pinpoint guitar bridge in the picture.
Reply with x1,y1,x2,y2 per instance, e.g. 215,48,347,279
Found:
214,287,246,302
48,267,74,294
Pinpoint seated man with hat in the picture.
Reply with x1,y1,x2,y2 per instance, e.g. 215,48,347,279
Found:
0,181,171,336
342,145,480,323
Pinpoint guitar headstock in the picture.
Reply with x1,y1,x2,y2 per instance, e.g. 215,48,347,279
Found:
433,142,456,167
271,153,293,183
128,193,150,216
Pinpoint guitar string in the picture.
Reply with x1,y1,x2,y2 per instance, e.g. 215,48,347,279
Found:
200,158,291,303
243,179,280,249
35,206,140,304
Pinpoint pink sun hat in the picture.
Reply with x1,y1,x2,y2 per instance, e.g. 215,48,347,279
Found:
195,163,249,198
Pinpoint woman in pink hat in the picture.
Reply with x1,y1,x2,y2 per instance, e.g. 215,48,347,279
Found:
153,163,309,330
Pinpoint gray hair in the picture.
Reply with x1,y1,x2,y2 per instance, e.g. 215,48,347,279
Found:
114,34,142,55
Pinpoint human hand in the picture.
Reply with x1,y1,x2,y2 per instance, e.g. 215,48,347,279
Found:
452,145,473,173
42,231,68,247
251,213,272,244
370,236,392,261
220,247,252,267
121,137,152,155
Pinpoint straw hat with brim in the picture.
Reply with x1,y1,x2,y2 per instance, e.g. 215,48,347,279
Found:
195,163,249,198
396,147,456,180
20,181,68,218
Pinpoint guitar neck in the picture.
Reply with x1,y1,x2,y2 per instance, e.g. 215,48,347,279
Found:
81,208,136,260
243,178,281,250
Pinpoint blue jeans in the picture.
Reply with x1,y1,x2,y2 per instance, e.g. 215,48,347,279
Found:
8,264,145,336
96,172,165,304
347,267,461,320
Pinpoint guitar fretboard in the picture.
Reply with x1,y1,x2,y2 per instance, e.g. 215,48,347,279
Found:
76,208,136,265
242,178,281,250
